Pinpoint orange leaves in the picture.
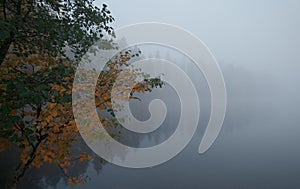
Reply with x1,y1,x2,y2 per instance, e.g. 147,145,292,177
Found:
68,176,87,187
20,144,32,164
52,124,60,133
43,154,54,164
50,109,58,117
87,155,93,161
60,161,71,168
105,101,112,107
132,82,149,94
41,121,47,127
20,153,31,164
45,115,54,124
52,84,67,94
48,102,56,110
39,148,56,165
78,152,92,162
67,120,76,128
98,104,106,110
32,157,42,168
0,45,158,187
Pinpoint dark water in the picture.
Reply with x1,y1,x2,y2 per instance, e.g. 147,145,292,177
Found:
1,62,300,189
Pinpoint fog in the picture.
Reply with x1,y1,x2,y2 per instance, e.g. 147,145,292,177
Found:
96,0,300,131
98,0,300,134
88,1,300,188
3,1,299,188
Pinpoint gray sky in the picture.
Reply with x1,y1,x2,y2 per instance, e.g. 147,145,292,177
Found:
97,0,300,78
74,2,300,188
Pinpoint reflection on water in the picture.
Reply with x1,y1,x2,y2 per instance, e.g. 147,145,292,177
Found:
1,62,300,188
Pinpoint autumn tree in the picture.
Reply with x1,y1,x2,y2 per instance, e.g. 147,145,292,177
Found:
0,1,163,188
1,52,163,187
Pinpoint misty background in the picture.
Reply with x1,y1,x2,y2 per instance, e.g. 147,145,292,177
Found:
90,0,300,188
2,1,299,188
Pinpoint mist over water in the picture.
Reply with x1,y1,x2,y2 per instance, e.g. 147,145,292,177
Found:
55,54,300,188
1,0,299,188
3,55,299,188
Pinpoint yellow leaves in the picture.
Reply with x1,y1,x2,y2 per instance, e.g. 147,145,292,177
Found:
79,155,85,162
50,109,58,117
48,103,56,110
68,120,76,128
87,155,92,161
60,161,71,168
68,178,73,183
40,149,56,164
0,46,156,187
78,152,93,162
53,124,60,133
60,87,67,94
43,155,53,164
65,89,72,95
98,104,106,110
68,176,87,187
40,103,66,124
69,179,77,187
52,84,69,95
20,152,31,164
45,115,53,124
0,53,89,186
64,76,72,82
41,121,47,127
32,157,42,168
105,101,112,107
52,84,61,91
68,178,77,187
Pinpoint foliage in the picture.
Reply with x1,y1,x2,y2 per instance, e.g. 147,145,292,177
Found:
0,1,164,187
0,0,115,186
0,49,163,187
0,0,115,65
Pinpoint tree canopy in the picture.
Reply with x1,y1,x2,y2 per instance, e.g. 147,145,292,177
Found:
0,1,163,187
0,0,115,65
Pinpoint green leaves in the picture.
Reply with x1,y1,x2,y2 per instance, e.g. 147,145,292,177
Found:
0,1,118,185
0,1,115,65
